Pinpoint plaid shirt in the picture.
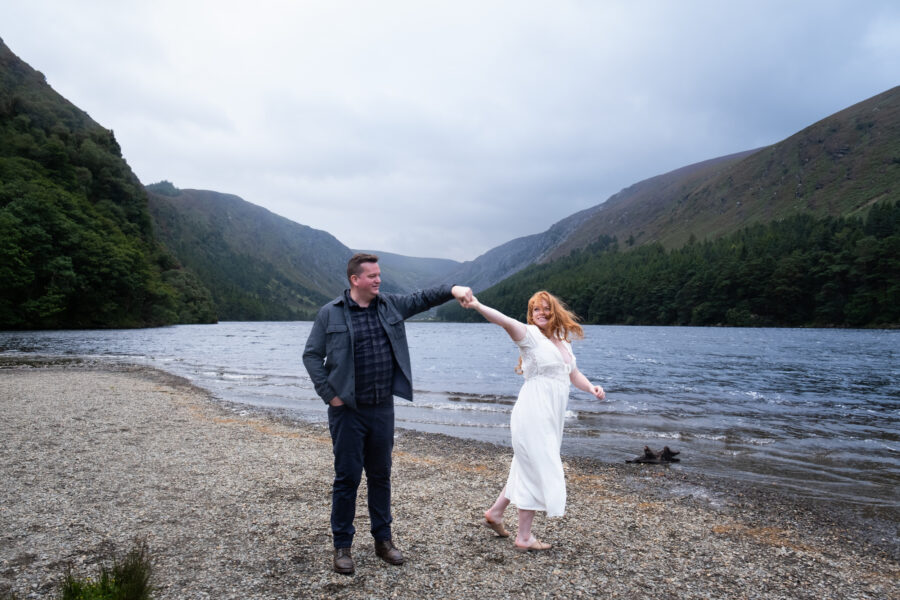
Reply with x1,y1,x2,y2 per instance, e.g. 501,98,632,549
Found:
304,284,455,408
348,295,394,403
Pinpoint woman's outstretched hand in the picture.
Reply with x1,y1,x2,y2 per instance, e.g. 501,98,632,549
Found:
590,385,606,400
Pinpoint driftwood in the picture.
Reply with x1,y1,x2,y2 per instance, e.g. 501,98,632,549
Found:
626,445,681,464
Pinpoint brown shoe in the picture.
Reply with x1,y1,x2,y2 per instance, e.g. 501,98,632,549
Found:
333,547,354,574
374,539,404,565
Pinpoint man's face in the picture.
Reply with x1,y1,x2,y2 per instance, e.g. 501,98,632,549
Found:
351,261,381,301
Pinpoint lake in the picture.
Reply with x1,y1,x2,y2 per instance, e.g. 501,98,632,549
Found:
1,322,897,519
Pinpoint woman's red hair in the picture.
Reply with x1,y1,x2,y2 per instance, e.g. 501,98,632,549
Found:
516,290,583,373
526,290,584,342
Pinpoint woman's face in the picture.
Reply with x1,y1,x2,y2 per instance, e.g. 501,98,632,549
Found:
531,300,552,330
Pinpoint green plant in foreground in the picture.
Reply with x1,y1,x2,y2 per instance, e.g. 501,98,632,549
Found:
58,540,153,600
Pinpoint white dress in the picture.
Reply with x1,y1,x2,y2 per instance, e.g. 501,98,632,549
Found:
504,324,573,517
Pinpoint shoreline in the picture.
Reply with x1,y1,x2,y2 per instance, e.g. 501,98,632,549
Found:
9,355,893,545
1,359,898,598
5,355,896,535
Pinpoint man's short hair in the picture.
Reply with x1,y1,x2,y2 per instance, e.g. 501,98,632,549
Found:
347,253,379,282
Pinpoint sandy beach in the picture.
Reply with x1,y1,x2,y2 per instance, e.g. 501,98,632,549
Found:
1,360,897,599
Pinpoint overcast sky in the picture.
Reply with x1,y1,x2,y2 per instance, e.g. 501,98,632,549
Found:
2,1,898,261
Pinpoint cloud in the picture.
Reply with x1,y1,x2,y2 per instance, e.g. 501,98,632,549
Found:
2,0,898,260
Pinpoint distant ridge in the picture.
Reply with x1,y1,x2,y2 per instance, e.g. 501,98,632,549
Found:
147,185,350,320
547,149,759,258
553,85,900,257
146,184,466,320
430,202,606,292
438,86,899,328
435,150,754,292
441,86,898,291
354,249,459,293
5,29,895,328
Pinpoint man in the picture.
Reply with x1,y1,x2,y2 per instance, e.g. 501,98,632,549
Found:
302,253,472,575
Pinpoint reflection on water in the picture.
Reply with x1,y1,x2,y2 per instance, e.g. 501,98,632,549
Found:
1,322,897,516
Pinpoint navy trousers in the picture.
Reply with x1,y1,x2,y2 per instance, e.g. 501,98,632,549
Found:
327,400,395,548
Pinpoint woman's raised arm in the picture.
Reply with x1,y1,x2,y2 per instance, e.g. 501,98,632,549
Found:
465,297,527,342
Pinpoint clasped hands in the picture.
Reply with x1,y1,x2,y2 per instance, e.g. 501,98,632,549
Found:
451,286,477,309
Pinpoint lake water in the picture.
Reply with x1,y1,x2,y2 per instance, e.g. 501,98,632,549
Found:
1,322,897,519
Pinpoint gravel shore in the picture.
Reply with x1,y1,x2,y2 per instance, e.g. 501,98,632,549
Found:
1,360,897,599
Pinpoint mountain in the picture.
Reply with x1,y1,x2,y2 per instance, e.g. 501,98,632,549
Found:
356,249,459,292
147,184,349,320
146,184,465,320
0,38,215,329
439,87,900,328
551,85,900,258
430,203,606,292
546,150,758,257
6,28,893,328
430,152,756,293
0,36,459,328
443,201,900,327
440,86,899,294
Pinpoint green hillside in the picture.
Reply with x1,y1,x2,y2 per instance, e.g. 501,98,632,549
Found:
146,183,349,321
146,183,468,321
0,39,215,329
442,204,899,328
441,87,900,328
5,29,895,330
552,86,899,258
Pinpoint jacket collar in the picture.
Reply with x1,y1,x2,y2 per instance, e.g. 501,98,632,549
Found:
335,289,381,308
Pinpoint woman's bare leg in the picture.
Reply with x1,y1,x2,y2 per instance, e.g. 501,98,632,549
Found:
515,508,536,545
485,486,510,524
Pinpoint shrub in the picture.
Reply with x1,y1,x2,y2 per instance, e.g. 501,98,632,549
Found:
58,540,153,600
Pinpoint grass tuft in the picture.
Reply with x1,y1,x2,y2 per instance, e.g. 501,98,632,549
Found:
58,539,153,600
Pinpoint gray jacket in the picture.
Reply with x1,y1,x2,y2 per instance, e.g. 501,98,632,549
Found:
302,284,455,410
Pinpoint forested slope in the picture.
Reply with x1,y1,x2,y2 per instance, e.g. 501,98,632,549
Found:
441,202,899,328
0,39,214,329
439,87,899,328
553,86,899,257
146,183,348,320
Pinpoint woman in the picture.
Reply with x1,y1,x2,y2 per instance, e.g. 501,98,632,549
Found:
464,290,606,551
